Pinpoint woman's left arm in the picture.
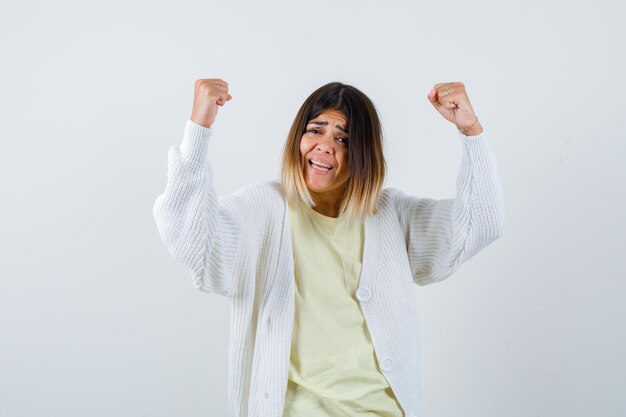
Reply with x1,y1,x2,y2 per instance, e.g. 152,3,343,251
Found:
401,82,506,285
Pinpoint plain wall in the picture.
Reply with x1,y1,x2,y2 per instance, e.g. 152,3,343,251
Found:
1,0,624,416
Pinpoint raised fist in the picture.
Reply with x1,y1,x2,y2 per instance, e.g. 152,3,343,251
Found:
190,78,232,128
427,81,483,136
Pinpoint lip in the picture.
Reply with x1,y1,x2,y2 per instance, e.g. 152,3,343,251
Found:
308,160,332,175
308,158,334,169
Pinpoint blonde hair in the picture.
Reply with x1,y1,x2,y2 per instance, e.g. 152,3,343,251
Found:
279,82,387,224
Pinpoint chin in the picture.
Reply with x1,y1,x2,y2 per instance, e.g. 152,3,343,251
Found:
304,180,327,192
306,183,327,193
307,180,341,194
303,171,344,194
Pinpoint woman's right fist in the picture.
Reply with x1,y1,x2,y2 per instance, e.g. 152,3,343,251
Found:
191,78,232,128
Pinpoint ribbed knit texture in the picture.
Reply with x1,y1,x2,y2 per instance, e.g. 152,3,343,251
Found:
152,119,506,417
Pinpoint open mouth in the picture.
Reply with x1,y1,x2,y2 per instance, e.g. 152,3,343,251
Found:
308,159,333,171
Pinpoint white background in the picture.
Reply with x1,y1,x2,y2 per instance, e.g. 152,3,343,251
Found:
1,0,624,416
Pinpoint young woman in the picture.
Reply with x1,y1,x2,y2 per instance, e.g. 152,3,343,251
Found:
153,79,505,417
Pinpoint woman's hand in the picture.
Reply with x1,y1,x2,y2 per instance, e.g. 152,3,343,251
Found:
427,81,483,136
191,78,233,128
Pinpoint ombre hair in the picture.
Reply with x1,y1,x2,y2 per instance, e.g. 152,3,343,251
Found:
279,82,387,224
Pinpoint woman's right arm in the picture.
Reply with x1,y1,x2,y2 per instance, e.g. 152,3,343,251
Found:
152,79,241,297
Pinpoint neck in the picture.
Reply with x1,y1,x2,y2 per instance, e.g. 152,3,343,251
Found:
310,192,343,218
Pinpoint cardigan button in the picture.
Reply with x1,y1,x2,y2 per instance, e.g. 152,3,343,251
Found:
380,356,394,371
264,392,270,399
355,287,371,301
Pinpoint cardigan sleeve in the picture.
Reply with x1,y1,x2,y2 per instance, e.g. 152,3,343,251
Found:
152,119,245,297
398,129,506,286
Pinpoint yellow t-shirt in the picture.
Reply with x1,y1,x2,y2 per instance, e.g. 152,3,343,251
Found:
282,198,405,417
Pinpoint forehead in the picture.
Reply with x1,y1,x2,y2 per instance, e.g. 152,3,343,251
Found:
309,109,348,125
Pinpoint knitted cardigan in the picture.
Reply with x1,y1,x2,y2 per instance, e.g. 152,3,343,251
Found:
152,119,506,417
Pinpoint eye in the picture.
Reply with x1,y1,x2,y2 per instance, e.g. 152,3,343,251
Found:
306,128,348,144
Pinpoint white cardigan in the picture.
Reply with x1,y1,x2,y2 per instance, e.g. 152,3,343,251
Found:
152,119,506,417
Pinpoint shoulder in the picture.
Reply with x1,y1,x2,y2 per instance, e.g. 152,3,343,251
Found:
376,187,427,222
378,187,405,211
380,187,402,200
222,180,285,216
232,180,283,201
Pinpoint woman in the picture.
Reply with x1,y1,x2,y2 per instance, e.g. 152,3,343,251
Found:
153,79,505,417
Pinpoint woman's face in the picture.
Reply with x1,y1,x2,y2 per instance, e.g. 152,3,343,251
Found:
300,109,350,203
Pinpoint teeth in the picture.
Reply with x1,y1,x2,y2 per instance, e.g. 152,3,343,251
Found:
310,160,332,169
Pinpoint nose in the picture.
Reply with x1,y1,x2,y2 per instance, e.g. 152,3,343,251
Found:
315,133,335,154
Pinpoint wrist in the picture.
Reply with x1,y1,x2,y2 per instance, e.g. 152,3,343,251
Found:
458,118,483,136
190,114,213,129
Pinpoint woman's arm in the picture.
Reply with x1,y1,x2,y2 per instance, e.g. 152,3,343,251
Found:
152,120,245,297
152,79,242,297
398,129,506,286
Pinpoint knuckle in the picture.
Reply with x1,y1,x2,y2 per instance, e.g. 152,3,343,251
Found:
195,80,210,92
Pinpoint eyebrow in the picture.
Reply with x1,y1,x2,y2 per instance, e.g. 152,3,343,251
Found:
308,120,349,135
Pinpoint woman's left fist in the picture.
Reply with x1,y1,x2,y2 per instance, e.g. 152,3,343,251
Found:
427,81,483,135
